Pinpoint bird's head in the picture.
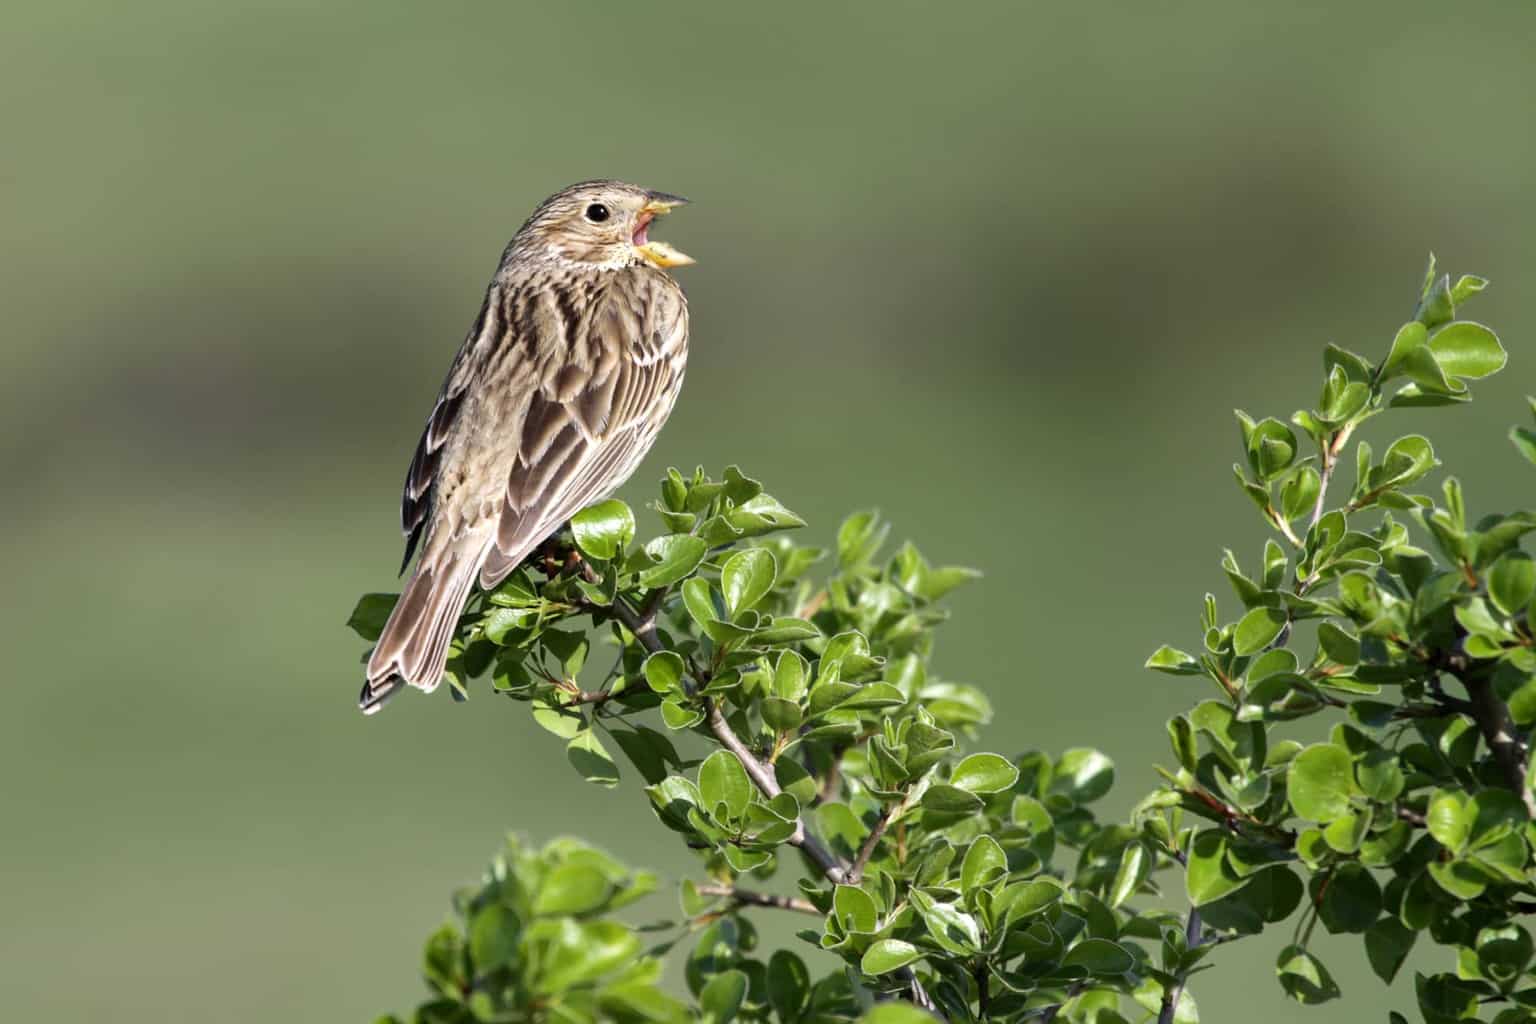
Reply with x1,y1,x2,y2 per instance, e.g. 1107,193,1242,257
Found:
511,180,693,271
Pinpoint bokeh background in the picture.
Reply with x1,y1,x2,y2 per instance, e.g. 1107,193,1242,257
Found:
5,2,1536,1020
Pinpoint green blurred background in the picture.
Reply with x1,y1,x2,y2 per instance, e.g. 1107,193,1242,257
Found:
5,2,1535,1020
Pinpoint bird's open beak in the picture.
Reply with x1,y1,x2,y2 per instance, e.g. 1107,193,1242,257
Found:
633,193,694,268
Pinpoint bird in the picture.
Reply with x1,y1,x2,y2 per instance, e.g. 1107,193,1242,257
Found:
359,180,694,714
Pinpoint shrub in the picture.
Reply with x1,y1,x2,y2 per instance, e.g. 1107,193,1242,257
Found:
354,258,1536,1023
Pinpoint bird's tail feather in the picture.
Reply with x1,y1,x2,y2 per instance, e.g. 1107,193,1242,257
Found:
360,538,488,714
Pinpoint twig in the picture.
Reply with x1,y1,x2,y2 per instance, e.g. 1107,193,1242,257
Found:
1462,673,1536,819
1158,848,1204,1024
846,804,896,885
1420,647,1536,818
811,746,843,805
598,569,936,1006
561,687,614,706
694,883,820,915
1309,423,1355,530
704,700,847,881
1269,509,1305,550
704,699,783,797
1158,902,1202,1024
607,593,848,883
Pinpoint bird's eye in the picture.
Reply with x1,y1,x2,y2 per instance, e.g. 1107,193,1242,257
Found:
584,203,610,223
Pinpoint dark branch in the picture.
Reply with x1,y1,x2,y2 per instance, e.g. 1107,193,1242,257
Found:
609,593,847,883
702,699,846,881
846,804,896,885
1158,848,1204,1024
694,883,819,915
1462,673,1536,819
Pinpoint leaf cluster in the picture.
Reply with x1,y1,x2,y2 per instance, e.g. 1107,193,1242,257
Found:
354,257,1536,1024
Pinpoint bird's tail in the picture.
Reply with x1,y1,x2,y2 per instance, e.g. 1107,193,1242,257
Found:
360,535,489,715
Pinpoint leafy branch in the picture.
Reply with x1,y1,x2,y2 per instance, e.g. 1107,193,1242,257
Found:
358,257,1536,1024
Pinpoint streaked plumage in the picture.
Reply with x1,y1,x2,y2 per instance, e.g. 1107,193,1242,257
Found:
361,180,693,714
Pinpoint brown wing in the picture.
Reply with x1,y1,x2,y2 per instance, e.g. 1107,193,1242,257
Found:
397,290,503,572
479,271,688,588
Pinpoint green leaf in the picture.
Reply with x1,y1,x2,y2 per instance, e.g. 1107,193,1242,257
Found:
1322,808,1370,855
1429,320,1506,379
568,728,620,788
761,697,803,732
698,750,753,821
643,650,686,694
754,617,821,644
1146,645,1202,675
1233,607,1287,656
921,783,984,815
860,1007,938,1024
911,891,981,953
1401,343,1463,397
347,593,398,641
1276,944,1341,1005
570,499,635,560
1286,743,1355,821
683,578,748,644
1186,829,1247,905
1375,435,1437,489
468,903,520,969
532,700,585,739
659,697,704,730
774,758,818,809
1428,859,1487,900
699,968,748,1024
1280,466,1322,521
1489,551,1536,616
1365,918,1416,984
960,835,1007,892
1167,715,1197,772
860,939,921,976
950,752,1019,794
837,510,889,570
1427,789,1473,854
724,493,806,538
997,878,1064,927
1316,622,1360,665
1356,749,1404,803
721,548,777,618
533,862,613,916
647,775,702,833
1360,821,1412,868
774,651,809,701
1416,972,1482,1022
1315,862,1380,933
1200,865,1303,934
609,726,678,786
1052,748,1115,803
1511,424,1536,466
766,950,810,1021
1109,841,1151,908
834,884,878,933
1382,321,1428,377
1247,417,1298,482
638,534,709,588
1062,938,1134,975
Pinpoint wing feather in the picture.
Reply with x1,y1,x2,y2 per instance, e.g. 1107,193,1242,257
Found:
398,289,503,571
479,274,687,589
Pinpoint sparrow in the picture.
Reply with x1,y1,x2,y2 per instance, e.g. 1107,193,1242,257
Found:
360,180,693,714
